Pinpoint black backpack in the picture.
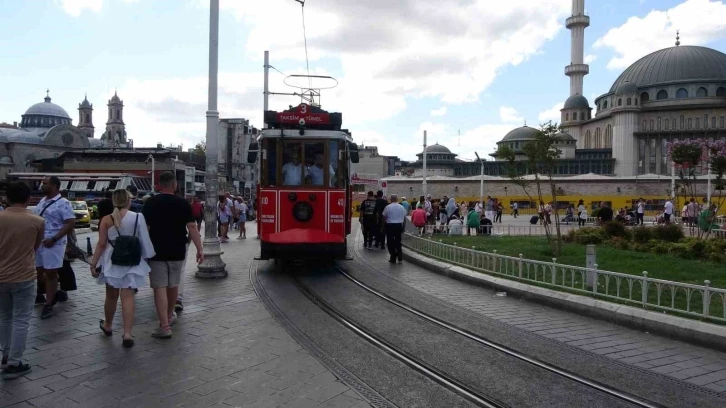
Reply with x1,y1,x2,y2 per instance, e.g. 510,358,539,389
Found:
109,214,142,266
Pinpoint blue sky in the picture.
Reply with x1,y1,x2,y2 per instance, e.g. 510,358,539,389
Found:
2,0,726,161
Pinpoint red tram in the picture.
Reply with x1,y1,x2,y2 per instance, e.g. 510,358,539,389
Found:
248,103,359,261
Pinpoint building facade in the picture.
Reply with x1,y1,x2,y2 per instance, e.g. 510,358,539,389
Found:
218,118,259,194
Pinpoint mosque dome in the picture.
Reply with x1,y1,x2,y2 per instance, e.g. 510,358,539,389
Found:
425,143,452,154
500,125,539,142
555,131,576,142
563,94,590,109
0,156,13,165
79,96,92,109
24,96,71,119
609,45,726,93
615,80,638,95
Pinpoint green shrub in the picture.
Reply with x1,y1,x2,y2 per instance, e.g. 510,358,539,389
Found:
563,229,577,243
632,242,651,253
574,227,608,245
631,226,653,244
603,221,627,238
683,238,706,258
652,224,684,242
667,243,693,259
608,236,630,250
649,240,672,255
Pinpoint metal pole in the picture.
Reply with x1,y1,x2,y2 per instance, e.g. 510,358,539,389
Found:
422,130,427,197
475,152,483,206
671,162,675,200
197,0,227,278
707,150,712,206
151,156,155,193
263,50,270,127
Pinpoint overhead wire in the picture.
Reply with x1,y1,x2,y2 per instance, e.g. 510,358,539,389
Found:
295,0,313,96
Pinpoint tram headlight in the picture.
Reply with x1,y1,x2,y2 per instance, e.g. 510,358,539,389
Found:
292,202,314,222
288,193,297,202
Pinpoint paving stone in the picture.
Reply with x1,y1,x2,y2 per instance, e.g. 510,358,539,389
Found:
0,226,367,407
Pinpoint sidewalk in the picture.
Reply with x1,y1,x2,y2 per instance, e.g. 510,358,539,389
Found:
0,224,371,408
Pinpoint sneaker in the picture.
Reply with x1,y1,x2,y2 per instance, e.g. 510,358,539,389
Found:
2,362,31,380
1,355,7,370
168,312,177,326
56,290,68,303
40,305,53,320
151,326,172,339
398,257,403,264
388,258,396,263
35,295,46,304
174,300,184,312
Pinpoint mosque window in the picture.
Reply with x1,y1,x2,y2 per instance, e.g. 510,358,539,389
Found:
627,98,632,105
594,128,602,148
721,117,724,128
635,98,638,105
604,125,612,148
672,117,677,130
603,100,608,109
642,120,647,131
712,117,717,129
649,138,657,173
676,88,688,99
580,112,585,121
585,130,592,148
697,87,708,97
618,98,622,106
680,115,685,129
688,118,693,129
705,115,709,128
565,113,569,121
696,118,701,129
661,138,669,175
665,119,669,130
657,90,668,100
638,139,645,174
640,92,649,103
717,87,726,97
657,117,661,130
649,120,654,131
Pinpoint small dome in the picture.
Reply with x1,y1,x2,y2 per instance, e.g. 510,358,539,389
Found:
110,91,122,103
555,131,576,142
615,81,638,95
563,94,590,110
500,125,539,142
24,96,71,119
425,143,452,154
79,95,92,109
0,156,13,165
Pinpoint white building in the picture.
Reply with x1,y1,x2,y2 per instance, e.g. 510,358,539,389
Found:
217,118,259,195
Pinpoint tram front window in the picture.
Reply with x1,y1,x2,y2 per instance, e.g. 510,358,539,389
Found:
282,143,303,186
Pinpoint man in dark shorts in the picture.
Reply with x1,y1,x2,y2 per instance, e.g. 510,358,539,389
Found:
142,172,204,339
373,191,388,250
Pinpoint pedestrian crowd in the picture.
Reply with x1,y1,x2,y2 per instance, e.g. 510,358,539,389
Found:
0,171,255,379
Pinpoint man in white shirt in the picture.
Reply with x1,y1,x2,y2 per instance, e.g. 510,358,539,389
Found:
663,199,673,224
33,176,76,319
308,153,335,186
282,153,303,186
636,198,645,225
382,194,407,264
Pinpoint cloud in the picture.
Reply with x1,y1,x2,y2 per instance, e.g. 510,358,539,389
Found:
538,102,564,122
499,106,523,123
584,54,597,64
593,0,726,70
430,107,447,117
55,0,102,16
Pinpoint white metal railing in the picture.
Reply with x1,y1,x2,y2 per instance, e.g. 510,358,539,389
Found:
415,223,578,237
402,233,726,322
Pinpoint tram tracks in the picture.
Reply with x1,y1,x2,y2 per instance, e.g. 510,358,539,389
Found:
291,265,662,408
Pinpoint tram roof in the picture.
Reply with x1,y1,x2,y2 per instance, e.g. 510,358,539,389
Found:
258,129,354,142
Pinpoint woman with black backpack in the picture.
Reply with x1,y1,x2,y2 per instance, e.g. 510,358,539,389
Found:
89,189,155,348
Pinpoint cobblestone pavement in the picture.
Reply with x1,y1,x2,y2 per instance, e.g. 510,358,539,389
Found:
1,224,371,408
350,229,726,394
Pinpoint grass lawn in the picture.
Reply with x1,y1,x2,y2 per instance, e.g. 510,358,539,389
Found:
435,235,726,290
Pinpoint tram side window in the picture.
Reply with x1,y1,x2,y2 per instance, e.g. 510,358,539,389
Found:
263,139,278,186
281,142,303,186
329,140,342,188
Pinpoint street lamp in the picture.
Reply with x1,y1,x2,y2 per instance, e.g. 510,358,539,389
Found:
196,0,227,278
474,151,484,206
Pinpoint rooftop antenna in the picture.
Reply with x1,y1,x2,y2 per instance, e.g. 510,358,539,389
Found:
675,30,680,46
457,129,461,157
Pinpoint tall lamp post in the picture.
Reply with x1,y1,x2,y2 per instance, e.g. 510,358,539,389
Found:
197,0,227,278
146,154,155,193
422,130,427,197
474,152,484,206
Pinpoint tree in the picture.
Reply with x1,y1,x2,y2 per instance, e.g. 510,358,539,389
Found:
668,139,726,238
495,121,564,255
193,141,206,155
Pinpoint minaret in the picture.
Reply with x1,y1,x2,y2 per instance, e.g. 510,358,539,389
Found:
78,94,94,138
565,0,590,96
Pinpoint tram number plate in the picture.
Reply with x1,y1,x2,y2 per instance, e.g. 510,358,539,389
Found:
261,215,275,223
329,215,345,223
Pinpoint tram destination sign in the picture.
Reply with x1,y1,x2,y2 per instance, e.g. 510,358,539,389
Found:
275,104,330,125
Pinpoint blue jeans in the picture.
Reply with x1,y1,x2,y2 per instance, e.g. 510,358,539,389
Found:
0,280,36,366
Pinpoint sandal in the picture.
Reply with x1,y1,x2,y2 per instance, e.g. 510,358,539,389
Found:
99,320,112,336
122,336,135,348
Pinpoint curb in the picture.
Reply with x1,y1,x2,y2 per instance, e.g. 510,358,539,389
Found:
74,228,92,235
403,248,726,352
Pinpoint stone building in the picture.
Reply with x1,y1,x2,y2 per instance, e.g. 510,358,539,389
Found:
351,145,398,179
0,91,133,179
218,118,259,194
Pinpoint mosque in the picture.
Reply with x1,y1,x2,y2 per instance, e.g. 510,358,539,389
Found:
399,0,726,184
0,90,131,178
